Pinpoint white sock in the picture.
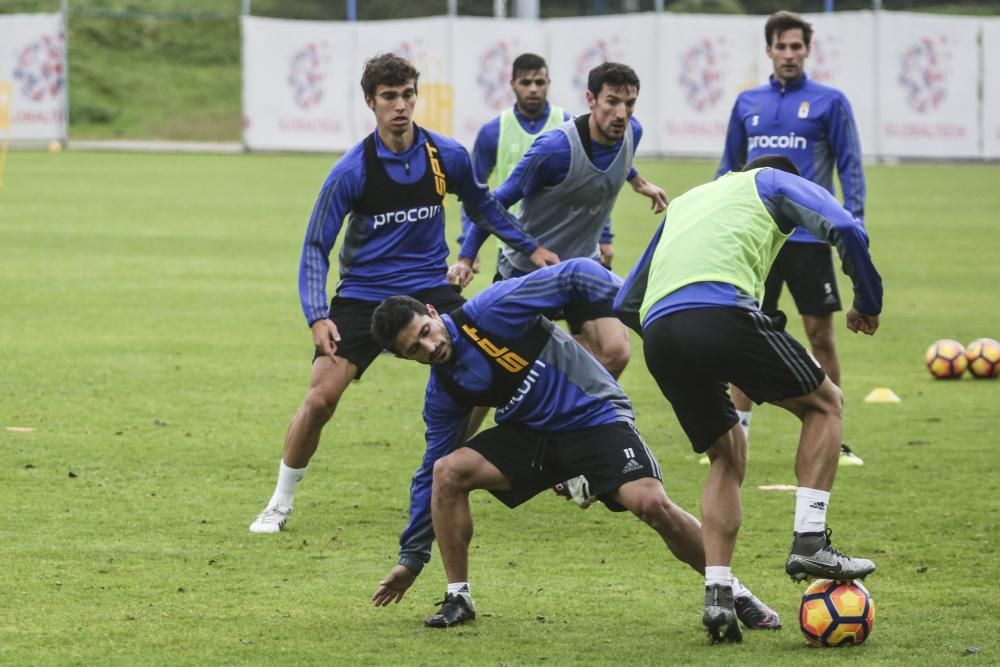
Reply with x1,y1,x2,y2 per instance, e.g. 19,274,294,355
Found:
731,576,750,599
270,461,307,506
705,566,732,589
737,410,752,440
794,487,831,534
447,582,471,597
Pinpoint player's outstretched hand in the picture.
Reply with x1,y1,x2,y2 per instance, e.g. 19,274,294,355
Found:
631,175,669,214
529,246,559,268
372,564,417,606
447,258,476,289
846,308,879,335
311,318,342,359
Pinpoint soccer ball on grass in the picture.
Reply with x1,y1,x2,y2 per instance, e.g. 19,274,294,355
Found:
799,579,875,647
925,339,967,379
965,338,1000,379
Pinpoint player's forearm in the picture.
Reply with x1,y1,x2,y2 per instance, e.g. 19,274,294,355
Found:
465,200,538,256
299,245,331,325
833,224,883,316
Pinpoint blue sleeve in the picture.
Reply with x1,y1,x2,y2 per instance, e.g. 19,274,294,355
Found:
614,218,666,332
459,131,570,259
298,157,364,325
757,169,882,315
465,258,623,335
627,117,642,181
458,119,500,245
397,376,470,575
438,137,539,259
826,94,866,218
716,98,748,178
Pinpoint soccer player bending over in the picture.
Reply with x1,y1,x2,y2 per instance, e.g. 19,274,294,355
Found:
368,259,779,637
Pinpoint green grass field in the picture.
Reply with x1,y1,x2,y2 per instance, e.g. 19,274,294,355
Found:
1,150,998,665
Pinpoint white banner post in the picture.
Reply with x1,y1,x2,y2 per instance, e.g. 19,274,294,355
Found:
0,13,68,144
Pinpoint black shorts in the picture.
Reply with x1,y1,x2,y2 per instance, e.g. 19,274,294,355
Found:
761,242,842,316
492,271,614,334
642,307,826,453
465,421,662,512
312,284,465,379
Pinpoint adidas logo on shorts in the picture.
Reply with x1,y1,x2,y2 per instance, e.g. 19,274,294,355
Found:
622,458,644,474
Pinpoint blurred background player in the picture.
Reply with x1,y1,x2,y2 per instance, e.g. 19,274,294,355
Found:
715,10,867,466
451,62,668,380
368,259,779,634
249,53,558,534
457,53,572,274
616,155,881,643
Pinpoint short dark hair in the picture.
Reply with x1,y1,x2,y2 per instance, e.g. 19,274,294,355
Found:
765,10,813,48
512,53,548,80
743,154,801,176
587,62,640,97
371,296,430,352
361,53,420,99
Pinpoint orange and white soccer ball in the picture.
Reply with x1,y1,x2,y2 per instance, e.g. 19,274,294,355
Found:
965,338,1000,379
925,339,967,379
799,579,875,647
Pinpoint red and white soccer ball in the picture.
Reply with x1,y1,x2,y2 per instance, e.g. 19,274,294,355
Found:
965,338,1000,379
925,339,967,379
799,579,875,647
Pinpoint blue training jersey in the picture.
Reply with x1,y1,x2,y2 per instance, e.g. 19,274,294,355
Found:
298,126,540,325
614,167,882,331
459,116,645,260
396,259,631,574
715,74,865,244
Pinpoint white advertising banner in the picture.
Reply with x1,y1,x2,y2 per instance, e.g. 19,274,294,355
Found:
0,13,66,142
353,18,453,140
982,19,1000,158
657,13,765,158
240,11,991,161
544,14,658,154
242,16,354,152
877,12,980,158
450,17,546,150
802,11,877,156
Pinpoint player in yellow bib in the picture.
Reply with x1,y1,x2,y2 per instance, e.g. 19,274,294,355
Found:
456,53,571,273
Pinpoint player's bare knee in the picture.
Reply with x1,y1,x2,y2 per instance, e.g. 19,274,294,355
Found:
303,385,340,421
432,453,475,492
599,339,630,377
709,436,747,481
814,380,844,418
806,320,836,351
643,497,678,533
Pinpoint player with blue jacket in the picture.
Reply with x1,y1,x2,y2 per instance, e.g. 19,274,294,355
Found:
716,11,867,466
368,259,780,633
249,54,558,535
615,155,882,643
